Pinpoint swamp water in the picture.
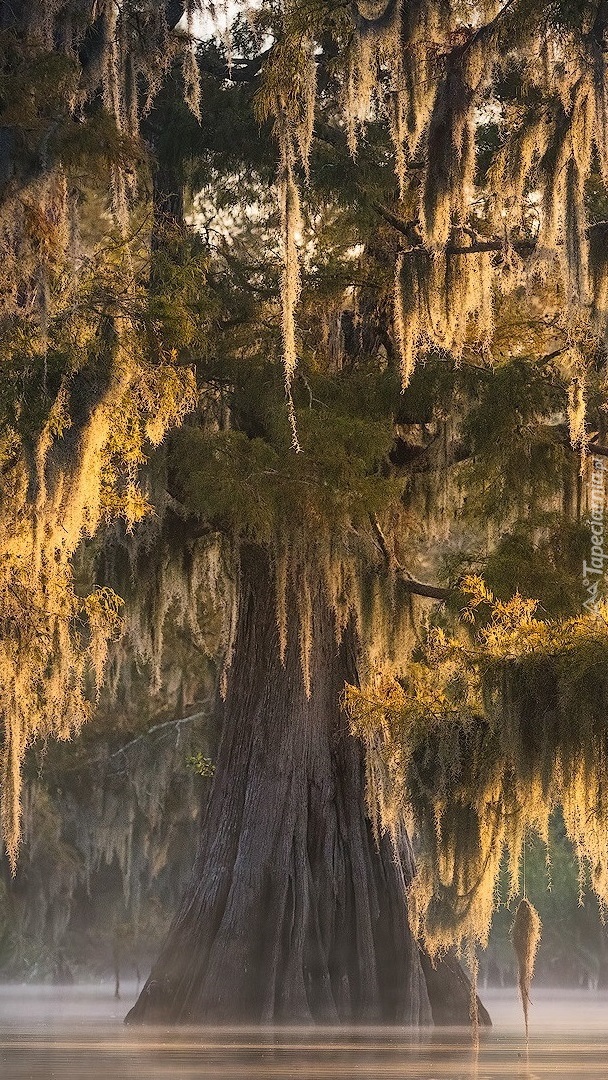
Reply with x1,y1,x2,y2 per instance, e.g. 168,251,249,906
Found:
1,984,607,1078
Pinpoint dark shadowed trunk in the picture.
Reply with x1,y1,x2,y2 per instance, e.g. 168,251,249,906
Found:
126,545,487,1025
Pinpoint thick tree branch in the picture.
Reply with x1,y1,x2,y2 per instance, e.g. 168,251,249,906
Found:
371,202,509,254
370,515,451,601
533,424,608,458
372,204,608,260
444,240,504,256
166,1,186,32
399,576,452,601
198,49,271,83
462,0,517,52
371,203,423,243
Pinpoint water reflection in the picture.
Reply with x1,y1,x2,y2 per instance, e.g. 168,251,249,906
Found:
1,986,607,1079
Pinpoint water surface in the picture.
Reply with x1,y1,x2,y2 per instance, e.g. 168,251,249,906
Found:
1,984,607,1078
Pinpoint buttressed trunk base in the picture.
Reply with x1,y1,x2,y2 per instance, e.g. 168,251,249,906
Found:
126,546,486,1026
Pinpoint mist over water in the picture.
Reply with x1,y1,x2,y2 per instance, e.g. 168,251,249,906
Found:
1,985,608,1079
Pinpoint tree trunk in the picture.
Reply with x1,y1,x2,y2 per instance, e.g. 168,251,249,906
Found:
126,545,485,1026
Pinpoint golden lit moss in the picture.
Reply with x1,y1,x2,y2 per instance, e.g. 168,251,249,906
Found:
0,325,195,868
236,0,608,434
0,251,196,867
513,897,541,1038
553,347,589,453
394,243,494,365
182,3,202,122
109,529,237,707
0,2,205,868
255,29,319,450
344,34,378,159
279,132,303,451
348,0,408,191
393,251,415,388
249,524,423,704
421,42,486,251
345,579,608,970
567,377,587,453
274,547,289,665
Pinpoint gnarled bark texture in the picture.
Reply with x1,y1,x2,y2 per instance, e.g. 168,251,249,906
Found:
126,545,487,1025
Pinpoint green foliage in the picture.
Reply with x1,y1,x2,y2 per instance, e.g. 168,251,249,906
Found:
480,521,591,618
0,40,79,134
461,358,572,522
185,752,215,777
171,366,400,544
548,0,598,32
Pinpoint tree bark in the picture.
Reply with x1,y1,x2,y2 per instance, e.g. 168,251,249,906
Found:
126,545,486,1026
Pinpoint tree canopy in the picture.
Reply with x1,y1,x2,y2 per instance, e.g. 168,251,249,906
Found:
2,1,608,1008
